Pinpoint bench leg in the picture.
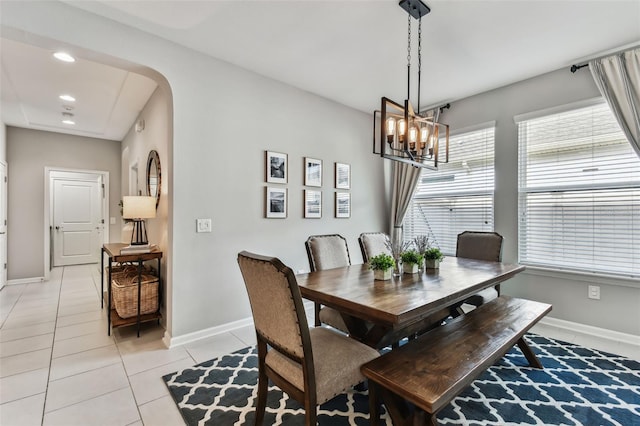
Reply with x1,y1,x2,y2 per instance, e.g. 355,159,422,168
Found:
517,336,543,369
368,381,380,425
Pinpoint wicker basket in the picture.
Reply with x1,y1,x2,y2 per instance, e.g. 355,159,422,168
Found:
112,269,159,319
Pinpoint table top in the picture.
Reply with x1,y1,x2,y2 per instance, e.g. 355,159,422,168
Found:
103,243,162,262
297,257,525,328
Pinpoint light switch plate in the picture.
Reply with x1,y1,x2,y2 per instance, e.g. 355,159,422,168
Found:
196,218,212,233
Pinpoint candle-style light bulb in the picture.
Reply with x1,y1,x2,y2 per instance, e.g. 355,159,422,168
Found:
419,127,429,150
386,117,396,145
397,119,407,143
408,126,418,151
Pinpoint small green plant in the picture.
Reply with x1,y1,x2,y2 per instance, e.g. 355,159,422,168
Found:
424,247,444,261
369,253,395,271
401,249,423,265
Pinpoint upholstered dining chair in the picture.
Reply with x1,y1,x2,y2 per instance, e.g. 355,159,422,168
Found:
358,232,392,264
237,251,380,426
305,234,351,332
456,231,504,310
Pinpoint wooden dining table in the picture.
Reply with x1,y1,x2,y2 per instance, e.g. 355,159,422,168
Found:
296,257,526,348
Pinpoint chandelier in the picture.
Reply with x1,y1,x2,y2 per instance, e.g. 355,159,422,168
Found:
373,0,449,170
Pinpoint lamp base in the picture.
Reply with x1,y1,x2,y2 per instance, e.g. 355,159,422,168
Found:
130,219,149,245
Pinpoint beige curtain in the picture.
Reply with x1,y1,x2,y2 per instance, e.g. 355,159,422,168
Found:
590,48,640,158
389,108,440,244
389,161,422,245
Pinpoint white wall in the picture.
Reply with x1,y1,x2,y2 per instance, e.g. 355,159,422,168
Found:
0,124,6,163
443,67,640,336
1,2,387,341
6,127,121,280
120,85,172,327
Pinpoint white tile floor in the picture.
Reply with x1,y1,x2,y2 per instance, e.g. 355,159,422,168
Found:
0,265,256,426
0,264,637,426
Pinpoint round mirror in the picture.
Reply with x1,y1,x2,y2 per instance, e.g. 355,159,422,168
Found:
146,150,161,209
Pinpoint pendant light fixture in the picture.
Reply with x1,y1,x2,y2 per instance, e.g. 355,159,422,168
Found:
373,0,449,170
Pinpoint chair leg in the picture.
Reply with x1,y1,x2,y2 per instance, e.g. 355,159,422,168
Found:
368,381,381,425
304,403,317,426
314,302,321,327
255,343,268,425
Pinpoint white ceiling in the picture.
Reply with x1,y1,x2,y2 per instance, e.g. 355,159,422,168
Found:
2,0,640,140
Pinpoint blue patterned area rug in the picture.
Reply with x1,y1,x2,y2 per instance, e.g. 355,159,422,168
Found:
163,334,640,425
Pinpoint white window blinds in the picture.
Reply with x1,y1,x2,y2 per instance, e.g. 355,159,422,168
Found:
403,126,495,255
517,101,640,278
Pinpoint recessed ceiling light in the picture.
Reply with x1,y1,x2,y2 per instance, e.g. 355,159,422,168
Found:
53,52,75,63
59,94,76,102
62,119,76,125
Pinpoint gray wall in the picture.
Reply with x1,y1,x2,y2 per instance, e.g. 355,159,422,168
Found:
443,67,640,335
6,127,121,279
1,2,387,340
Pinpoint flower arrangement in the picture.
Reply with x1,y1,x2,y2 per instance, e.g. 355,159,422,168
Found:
413,235,431,255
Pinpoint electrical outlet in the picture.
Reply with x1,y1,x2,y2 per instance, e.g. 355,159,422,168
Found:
196,218,212,233
588,285,600,300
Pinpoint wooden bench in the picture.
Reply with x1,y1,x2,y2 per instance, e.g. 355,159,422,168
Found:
361,295,552,425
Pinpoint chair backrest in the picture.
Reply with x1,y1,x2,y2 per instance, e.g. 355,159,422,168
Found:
456,231,503,262
358,232,392,263
305,234,351,272
237,251,312,360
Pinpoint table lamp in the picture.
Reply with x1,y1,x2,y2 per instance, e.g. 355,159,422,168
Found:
122,196,156,245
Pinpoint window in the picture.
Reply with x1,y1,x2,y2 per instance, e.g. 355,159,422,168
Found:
517,100,640,278
403,125,495,255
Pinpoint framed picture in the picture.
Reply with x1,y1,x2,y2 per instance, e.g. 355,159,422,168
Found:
304,190,322,218
265,187,287,218
335,162,350,189
335,192,351,218
266,151,287,184
304,157,322,187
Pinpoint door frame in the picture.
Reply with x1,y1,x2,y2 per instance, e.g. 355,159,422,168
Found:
44,167,110,280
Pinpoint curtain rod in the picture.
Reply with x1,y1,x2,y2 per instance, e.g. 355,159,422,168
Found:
570,44,640,73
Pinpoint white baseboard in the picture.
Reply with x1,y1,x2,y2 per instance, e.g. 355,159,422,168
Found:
162,301,316,348
7,277,45,285
163,316,254,348
539,316,640,347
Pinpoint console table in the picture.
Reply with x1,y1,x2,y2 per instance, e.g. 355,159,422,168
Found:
101,243,162,337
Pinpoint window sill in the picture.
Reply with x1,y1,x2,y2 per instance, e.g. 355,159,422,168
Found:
521,265,640,289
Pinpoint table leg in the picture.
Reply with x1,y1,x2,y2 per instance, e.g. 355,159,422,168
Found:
517,336,543,369
107,258,112,336
137,260,142,338
100,247,104,309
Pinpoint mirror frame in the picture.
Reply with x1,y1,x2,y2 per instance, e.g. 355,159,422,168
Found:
146,150,161,209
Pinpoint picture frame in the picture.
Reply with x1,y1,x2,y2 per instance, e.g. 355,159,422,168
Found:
265,186,287,218
335,192,351,218
304,190,322,218
266,151,287,184
304,157,322,187
335,162,350,189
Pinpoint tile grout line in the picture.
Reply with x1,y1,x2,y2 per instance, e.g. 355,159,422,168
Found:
40,266,66,426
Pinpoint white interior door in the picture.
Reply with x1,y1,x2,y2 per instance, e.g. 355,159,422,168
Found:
52,176,103,266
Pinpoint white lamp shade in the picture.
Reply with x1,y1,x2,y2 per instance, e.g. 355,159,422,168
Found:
123,196,156,219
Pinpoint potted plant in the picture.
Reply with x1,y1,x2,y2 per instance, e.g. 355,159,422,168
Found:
401,249,423,274
369,253,395,281
424,247,444,269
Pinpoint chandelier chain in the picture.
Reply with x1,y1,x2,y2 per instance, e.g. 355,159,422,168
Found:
418,17,422,113
407,13,411,100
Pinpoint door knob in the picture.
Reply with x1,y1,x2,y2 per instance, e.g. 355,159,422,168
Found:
55,226,61,230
